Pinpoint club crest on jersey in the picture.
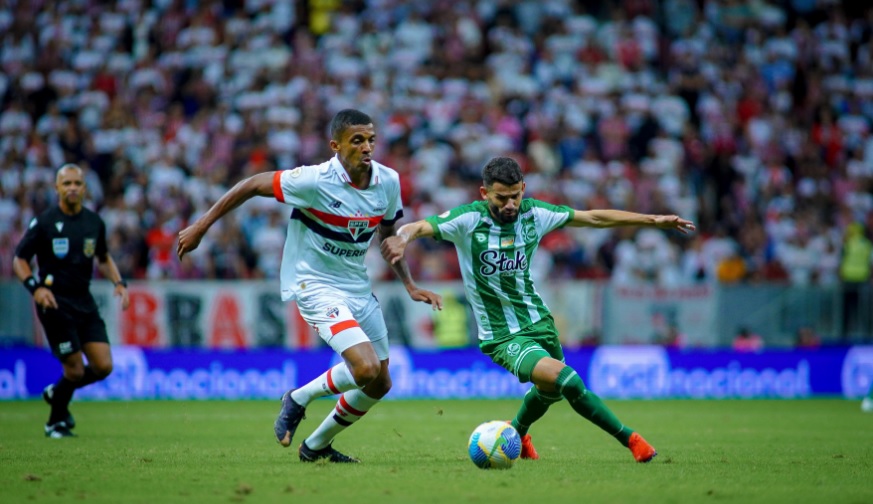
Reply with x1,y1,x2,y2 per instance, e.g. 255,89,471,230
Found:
326,307,339,319
523,220,537,241
52,238,69,258
83,238,96,257
348,212,369,239
507,343,521,356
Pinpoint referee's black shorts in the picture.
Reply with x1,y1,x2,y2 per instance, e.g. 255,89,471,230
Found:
37,305,109,359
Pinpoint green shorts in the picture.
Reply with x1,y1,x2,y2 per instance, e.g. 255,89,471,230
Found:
479,316,564,383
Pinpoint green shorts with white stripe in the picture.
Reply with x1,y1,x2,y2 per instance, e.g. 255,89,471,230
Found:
479,315,565,383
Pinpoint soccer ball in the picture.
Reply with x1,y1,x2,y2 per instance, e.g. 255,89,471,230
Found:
467,421,521,469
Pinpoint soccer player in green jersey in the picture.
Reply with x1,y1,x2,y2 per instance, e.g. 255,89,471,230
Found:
381,156,696,462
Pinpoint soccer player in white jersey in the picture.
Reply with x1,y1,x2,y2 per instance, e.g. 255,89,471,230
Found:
381,156,696,463
177,109,442,463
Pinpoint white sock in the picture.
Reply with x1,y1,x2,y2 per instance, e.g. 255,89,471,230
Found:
291,363,357,406
305,388,380,450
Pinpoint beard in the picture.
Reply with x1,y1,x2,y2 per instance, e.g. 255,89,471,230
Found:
489,202,519,224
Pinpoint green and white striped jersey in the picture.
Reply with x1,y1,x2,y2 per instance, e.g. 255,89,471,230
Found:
425,198,573,340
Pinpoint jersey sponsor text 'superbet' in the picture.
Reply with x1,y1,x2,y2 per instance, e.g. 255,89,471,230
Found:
426,199,573,341
273,156,403,301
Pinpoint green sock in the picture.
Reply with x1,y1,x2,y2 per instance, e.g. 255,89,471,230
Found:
556,366,632,446
512,387,562,437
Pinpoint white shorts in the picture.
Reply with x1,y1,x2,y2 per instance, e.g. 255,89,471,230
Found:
296,291,389,360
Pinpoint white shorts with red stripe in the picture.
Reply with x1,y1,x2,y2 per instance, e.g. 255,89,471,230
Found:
296,291,389,360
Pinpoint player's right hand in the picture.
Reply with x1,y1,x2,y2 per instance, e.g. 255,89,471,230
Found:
380,235,407,265
33,287,58,310
177,224,205,259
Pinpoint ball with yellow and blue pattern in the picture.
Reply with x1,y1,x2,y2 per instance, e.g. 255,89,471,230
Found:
467,420,521,469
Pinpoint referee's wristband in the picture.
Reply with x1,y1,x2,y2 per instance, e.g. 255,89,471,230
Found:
23,277,39,295
114,279,128,288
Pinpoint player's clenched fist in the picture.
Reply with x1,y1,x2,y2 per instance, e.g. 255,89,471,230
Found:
177,224,206,259
380,235,407,265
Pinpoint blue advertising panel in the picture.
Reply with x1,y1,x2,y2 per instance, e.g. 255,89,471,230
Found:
1,345,871,400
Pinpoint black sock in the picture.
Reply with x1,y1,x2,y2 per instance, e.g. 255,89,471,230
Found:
48,377,76,425
75,366,101,389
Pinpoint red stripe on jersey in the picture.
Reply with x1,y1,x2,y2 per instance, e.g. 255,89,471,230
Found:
306,207,384,228
326,368,340,394
273,171,284,203
339,394,367,417
330,319,360,336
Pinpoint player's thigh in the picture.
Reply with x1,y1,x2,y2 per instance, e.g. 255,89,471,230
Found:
479,317,564,384
78,312,112,373
350,294,389,361
37,306,82,359
297,295,380,359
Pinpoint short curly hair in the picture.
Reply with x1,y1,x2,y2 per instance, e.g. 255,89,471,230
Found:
482,157,523,187
329,109,373,140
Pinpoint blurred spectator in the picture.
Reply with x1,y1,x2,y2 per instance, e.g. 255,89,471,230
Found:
0,0,870,293
794,326,821,349
732,326,764,352
716,250,748,283
658,324,688,349
839,222,873,341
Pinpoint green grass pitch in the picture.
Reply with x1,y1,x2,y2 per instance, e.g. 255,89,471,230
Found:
1,399,871,503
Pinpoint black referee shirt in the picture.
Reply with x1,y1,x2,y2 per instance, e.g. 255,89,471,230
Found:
15,205,108,312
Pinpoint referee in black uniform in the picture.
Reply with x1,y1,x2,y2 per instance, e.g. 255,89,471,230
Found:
13,164,130,438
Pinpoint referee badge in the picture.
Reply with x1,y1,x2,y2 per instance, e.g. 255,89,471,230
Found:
84,238,96,258
52,238,69,258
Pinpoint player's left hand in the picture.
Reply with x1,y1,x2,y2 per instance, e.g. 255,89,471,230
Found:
408,286,443,311
654,216,696,234
114,283,130,310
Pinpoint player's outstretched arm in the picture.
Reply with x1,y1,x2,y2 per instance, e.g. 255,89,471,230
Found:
569,209,696,234
177,172,275,259
379,220,442,310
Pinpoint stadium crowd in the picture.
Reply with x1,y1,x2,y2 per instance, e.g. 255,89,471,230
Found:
1,0,872,289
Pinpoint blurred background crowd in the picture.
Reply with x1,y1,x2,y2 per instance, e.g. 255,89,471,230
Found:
1,0,872,293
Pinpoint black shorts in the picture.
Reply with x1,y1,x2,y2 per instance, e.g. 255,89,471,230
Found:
36,305,109,359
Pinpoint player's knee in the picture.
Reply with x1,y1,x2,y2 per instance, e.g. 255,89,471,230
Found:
64,367,85,382
362,375,391,399
372,373,392,398
92,362,113,379
350,360,381,387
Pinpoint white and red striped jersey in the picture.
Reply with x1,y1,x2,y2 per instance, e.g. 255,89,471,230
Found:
272,155,403,301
